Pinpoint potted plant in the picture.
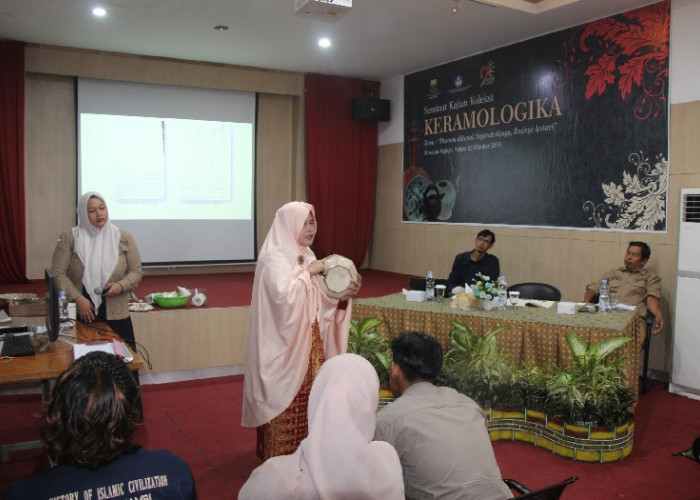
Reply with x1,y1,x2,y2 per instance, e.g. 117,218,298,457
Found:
346,317,391,388
545,332,636,427
469,273,504,310
437,320,511,408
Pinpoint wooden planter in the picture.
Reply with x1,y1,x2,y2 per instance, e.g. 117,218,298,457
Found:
485,407,634,463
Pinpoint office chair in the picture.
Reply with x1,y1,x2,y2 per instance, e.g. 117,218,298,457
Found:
641,313,654,394
504,475,578,499
507,282,562,301
673,435,700,466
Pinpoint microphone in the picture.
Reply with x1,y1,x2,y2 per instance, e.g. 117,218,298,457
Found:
94,285,111,295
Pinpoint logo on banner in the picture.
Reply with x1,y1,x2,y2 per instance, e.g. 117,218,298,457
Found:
427,78,440,99
448,74,470,94
479,60,495,87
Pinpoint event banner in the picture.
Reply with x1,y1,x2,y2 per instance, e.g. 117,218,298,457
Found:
403,1,669,231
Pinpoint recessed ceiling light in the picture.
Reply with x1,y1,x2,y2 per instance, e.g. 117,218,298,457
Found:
214,25,229,31
92,7,107,17
318,38,331,48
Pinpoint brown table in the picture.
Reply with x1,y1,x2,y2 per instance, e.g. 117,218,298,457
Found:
352,293,644,392
0,322,143,461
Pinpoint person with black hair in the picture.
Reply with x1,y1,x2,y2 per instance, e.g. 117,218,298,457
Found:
374,332,510,500
3,352,196,500
584,241,664,334
446,229,500,294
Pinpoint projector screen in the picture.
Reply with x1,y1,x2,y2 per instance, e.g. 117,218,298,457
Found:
77,78,256,265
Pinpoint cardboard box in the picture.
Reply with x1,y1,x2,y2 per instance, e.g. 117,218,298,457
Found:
9,297,47,317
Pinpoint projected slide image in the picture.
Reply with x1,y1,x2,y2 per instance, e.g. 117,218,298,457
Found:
80,113,252,221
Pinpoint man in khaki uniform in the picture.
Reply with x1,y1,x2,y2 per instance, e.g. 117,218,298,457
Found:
584,241,664,334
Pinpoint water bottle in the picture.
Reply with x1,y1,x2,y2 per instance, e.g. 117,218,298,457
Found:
598,279,610,313
58,290,69,319
497,276,508,309
425,270,435,301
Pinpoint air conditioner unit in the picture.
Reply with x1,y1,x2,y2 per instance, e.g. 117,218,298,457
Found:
295,0,352,21
670,189,700,400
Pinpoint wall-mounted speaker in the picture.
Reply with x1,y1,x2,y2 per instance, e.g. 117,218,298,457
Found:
352,98,391,122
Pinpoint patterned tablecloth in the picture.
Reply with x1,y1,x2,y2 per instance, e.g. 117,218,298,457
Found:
352,293,644,393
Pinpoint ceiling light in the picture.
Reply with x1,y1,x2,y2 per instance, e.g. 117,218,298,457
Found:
92,6,107,17
452,0,462,14
318,38,331,48
214,25,229,31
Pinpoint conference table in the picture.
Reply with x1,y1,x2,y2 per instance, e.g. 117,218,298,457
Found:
0,322,143,461
352,293,644,393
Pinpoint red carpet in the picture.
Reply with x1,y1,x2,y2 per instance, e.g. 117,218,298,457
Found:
2,378,700,499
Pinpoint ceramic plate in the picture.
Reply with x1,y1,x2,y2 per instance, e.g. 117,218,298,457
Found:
129,302,154,312
0,292,38,300
316,255,358,299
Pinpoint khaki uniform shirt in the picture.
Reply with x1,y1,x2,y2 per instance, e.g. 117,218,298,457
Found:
51,229,143,320
586,266,661,317
374,382,511,500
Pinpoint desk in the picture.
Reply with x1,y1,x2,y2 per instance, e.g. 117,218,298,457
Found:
352,294,643,392
1,322,143,384
0,323,143,461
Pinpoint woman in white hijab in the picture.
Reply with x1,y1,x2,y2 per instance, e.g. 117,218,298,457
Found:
51,192,143,350
239,353,404,500
242,201,361,461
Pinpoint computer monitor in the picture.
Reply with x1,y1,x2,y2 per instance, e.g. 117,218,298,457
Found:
44,268,60,342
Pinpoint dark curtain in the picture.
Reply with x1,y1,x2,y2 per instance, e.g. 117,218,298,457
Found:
305,74,380,266
0,41,28,283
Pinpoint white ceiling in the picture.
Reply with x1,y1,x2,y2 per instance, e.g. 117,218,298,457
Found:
0,0,657,81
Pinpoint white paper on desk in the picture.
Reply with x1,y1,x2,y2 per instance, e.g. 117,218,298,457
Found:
73,340,133,362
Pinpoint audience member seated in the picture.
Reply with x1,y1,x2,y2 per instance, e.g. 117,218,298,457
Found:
239,353,404,499
374,332,511,500
2,352,196,500
584,241,664,334
447,229,500,295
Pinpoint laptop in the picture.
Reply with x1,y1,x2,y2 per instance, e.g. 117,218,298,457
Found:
408,278,451,297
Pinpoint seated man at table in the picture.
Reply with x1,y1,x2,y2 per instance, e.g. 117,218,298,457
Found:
584,241,664,334
447,229,500,295
374,332,511,500
2,351,196,500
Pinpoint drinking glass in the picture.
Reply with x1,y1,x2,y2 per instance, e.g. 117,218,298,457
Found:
435,284,446,302
508,291,520,308
609,291,618,310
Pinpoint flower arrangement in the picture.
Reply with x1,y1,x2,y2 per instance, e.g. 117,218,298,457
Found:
470,273,501,300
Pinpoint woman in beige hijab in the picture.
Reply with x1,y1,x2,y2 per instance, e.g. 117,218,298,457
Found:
242,201,361,460
239,353,404,499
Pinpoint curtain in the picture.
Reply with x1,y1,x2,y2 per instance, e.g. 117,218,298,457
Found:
0,41,28,283
305,74,380,266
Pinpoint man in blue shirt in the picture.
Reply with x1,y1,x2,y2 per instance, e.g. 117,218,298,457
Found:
447,229,500,294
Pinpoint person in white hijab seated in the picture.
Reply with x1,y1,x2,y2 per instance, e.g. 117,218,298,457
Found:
51,192,143,352
238,353,405,500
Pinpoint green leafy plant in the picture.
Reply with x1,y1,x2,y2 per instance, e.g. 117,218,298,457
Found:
347,317,391,388
438,320,511,407
546,332,635,426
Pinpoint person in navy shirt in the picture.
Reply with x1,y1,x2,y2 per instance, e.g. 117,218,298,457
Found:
3,352,196,500
447,229,500,294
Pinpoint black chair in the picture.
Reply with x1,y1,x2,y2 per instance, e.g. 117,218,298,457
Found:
504,476,578,499
507,282,561,301
673,435,700,466
641,313,654,394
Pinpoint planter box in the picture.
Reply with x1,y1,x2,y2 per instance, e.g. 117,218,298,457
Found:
486,407,634,463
